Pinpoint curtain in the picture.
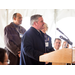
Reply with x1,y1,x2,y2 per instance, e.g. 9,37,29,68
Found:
0,9,7,48
7,9,56,46
1,9,75,48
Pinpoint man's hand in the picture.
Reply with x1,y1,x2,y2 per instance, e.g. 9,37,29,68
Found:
18,51,21,57
44,53,49,64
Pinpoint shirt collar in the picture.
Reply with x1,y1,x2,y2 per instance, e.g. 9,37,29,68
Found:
32,27,41,34
12,22,20,28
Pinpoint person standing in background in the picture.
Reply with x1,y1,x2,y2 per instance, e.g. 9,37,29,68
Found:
62,41,69,48
54,38,61,50
41,23,54,53
41,23,54,65
4,13,26,65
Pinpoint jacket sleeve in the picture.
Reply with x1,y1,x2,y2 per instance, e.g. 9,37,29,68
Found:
21,33,44,61
47,36,55,53
4,26,20,56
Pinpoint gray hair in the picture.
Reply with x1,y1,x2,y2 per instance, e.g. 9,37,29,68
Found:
30,14,42,25
54,38,61,43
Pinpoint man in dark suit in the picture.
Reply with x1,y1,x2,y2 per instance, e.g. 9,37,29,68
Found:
20,14,54,65
4,13,26,65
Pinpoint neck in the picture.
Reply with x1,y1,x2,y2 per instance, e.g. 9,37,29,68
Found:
54,47,59,50
32,25,39,31
13,21,19,25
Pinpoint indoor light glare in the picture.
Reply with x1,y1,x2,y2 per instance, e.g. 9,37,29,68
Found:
56,17,75,48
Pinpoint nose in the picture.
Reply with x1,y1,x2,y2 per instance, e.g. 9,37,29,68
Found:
43,22,45,26
21,18,22,21
20,18,22,22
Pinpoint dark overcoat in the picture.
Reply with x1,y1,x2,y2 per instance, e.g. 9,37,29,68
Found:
20,27,46,65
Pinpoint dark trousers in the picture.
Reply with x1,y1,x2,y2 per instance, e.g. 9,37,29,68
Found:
8,51,20,65
5,47,20,65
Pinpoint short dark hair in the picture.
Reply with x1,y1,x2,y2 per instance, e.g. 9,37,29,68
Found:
30,14,42,25
0,48,7,63
54,38,61,43
12,13,17,19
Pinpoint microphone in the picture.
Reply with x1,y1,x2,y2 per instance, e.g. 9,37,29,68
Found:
60,36,73,45
56,28,64,35
56,28,69,40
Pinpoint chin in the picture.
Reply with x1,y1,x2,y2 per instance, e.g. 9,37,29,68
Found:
19,21,22,24
19,23,22,25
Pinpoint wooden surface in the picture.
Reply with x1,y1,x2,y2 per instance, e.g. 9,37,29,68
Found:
39,48,72,65
72,49,75,63
52,63,66,65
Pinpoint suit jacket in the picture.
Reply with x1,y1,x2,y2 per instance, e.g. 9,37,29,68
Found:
4,22,26,65
20,27,46,65
44,33,54,53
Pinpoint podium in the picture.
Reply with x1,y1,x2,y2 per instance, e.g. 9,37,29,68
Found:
39,48,73,65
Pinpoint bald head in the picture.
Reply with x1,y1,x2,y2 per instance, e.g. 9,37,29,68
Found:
13,13,22,25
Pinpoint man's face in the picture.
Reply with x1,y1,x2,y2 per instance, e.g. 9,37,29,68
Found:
41,24,47,33
36,17,44,30
14,13,22,25
54,39,61,50
62,41,69,48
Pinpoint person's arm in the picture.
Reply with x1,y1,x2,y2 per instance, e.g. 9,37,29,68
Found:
4,27,20,56
47,36,54,52
21,33,44,61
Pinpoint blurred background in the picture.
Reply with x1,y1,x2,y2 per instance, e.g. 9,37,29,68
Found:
0,9,75,48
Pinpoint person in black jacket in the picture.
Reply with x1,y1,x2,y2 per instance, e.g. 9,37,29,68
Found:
41,23,54,64
41,23,54,53
4,13,26,65
20,14,49,65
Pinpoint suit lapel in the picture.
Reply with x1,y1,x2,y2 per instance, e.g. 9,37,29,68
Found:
11,23,20,34
39,31,45,43
31,27,45,44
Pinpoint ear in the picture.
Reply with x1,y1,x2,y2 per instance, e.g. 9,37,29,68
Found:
13,17,16,20
34,22,37,26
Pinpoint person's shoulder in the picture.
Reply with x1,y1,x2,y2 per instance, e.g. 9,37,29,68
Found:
20,26,26,33
20,25,26,30
46,34,51,38
5,22,13,29
26,27,33,33
40,30,44,36
23,27,32,38
25,27,35,36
